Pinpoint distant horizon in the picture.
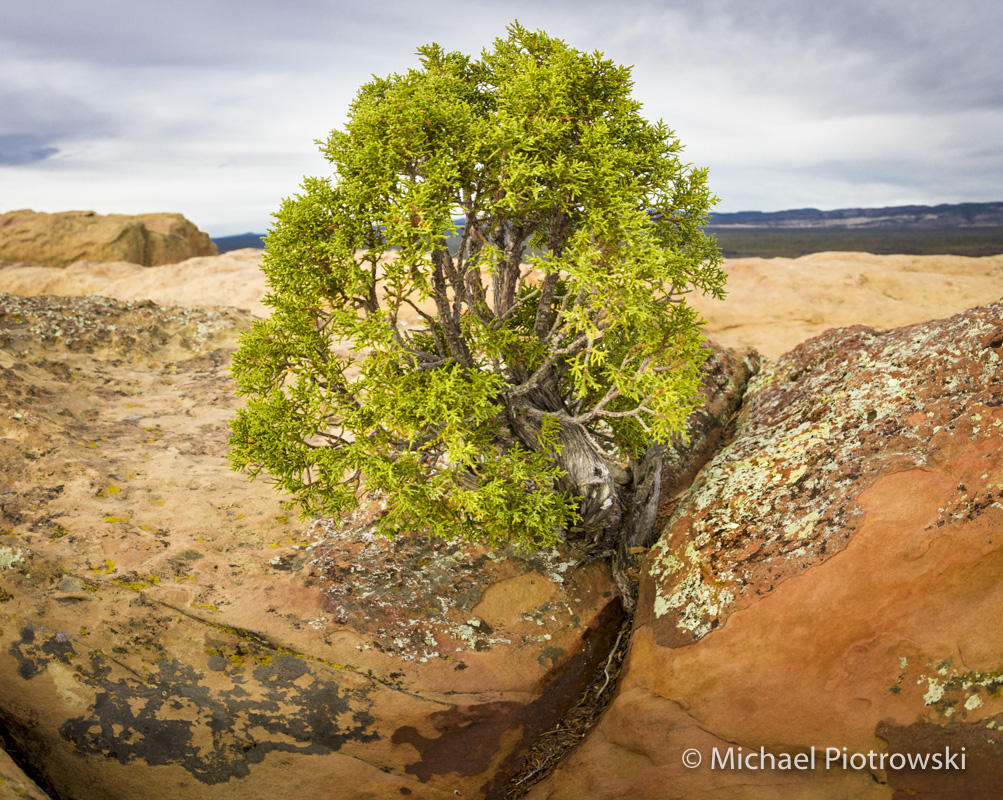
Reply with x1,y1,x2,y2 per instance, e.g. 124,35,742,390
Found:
205,199,1003,240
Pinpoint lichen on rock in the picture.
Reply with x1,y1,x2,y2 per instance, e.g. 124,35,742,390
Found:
526,300,1003,800
0,293,623,800
644,305,1003,643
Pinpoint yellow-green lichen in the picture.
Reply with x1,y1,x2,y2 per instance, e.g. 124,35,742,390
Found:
49,524,70,540
112,574,159,591
785,511,820,540
906,656,1003,718
650,541,734,637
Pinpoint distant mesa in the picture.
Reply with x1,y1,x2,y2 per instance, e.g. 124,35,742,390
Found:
212,232,265,254
707,201,1003,229
0,209,217,268
704,201,1003,258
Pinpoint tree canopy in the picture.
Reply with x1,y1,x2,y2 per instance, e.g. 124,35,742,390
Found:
228,23,726,560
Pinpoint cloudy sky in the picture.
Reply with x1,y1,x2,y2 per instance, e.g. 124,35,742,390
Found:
3,0,1001,236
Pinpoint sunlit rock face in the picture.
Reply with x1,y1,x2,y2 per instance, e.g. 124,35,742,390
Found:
528,301,1003,800
0,294,622,800
688,251,1003,358
0,209,217,268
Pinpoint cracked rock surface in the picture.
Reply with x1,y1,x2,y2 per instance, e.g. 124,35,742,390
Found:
0,294,624,800
527,301,1003,800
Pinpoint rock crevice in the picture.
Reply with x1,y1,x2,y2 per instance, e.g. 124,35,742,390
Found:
526,300,1003,799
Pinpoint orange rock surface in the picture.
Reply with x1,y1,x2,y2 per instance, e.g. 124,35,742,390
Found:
527,302,1003,799
0,295,621,799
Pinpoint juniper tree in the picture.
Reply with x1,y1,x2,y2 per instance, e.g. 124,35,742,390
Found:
228,23,726,605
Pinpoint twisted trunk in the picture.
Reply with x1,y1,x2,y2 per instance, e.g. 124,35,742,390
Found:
506,396,664,612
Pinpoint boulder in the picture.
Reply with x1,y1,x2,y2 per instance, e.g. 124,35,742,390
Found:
0,294,623,799
0,210,216,268
527,301,1003,799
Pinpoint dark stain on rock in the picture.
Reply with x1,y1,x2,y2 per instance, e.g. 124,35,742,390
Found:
9,624,76,681
876,714,1003,799
538,646,566,668
392,700,522,785
6,617,385,787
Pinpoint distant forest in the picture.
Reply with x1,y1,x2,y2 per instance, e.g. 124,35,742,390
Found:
213,202,1003,258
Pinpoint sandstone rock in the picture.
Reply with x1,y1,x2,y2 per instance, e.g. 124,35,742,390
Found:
0,294,622,800
528,301,1003,799
688,251,1003,357
3,250,1002,362
0,210,217,268
656,343,763,525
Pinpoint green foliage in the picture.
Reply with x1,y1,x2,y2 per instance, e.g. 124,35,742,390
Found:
228,22,726,547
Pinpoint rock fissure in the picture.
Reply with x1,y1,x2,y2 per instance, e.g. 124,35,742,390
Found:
0,719,60,800
525,300,1003,799
504,346,764,796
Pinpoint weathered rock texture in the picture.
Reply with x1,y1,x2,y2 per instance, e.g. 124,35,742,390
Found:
0,249,269,317
657,344,762,519
527,301,1003,799
0,210,217,268
0,294,623,799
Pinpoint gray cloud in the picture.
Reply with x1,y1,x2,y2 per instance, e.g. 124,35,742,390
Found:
1,0,1000,230
0,134,59,166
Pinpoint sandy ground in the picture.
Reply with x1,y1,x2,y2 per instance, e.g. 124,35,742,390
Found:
2,248,1002,358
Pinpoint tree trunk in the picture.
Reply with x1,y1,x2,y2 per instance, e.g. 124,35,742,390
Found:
506,400,664,612
612,442,665,611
